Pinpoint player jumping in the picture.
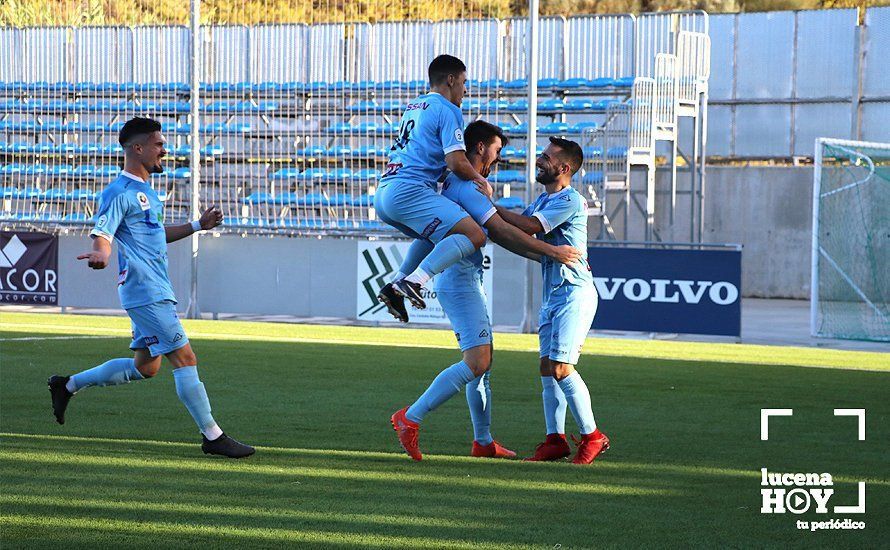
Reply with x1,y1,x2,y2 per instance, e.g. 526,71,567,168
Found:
47,117,255,459
495,137,609,465
390,121,583,461
375,54,489,315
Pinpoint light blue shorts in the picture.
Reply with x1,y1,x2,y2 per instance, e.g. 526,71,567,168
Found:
538,284,598,365
374,179,470,243
128,300,189,357
438,286,492,352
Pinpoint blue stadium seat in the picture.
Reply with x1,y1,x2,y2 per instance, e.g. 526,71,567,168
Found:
39,187,71,200
377,123,398,136
69,189,97,201
159,101,191,114
570,121,599,134
298,168,327,182
379,100,405,113
1,164,27,174
330,81,353,92
565,99,594,111
325,168,353,183
280,81,306,92
271,168,301,180
242,192,275,205
353,81,375,91
13,187,41,198
101,144,122,155
538,98,565,111
299,192,328,206
537,78,561,89
539,122,569,135
559,78,590,88
272,192,300,205
299,146,327,158
504,78,528,89
495,196,524,209
95,166,120,177
354,145,387,158
72,165,97,177
202,123,250,134
500,146,521,159
0,186,15,198
504,122,528,136
376,80,403,91
348,100,377,113
583,146,604,158
490,170,524,183
582,171,604,185
171,167,191,179
351,194,374,207
485,99,511,111
352,169,379,182
478,79,506,90
326,123,353,135
588,77,615,88
328,193,353,206
462,99,484,112
607,146,628,158
356,122,381,134
46,165,73,176
307,81,328,92
507,99,528,112
405,80,427,93
255,82,281,92
593,99,620,111
23,164,49,175
614,77,635,87
61,212,92,222
325,145,352,158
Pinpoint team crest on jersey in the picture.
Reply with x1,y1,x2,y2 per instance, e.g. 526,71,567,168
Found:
97,214,108,228
136,192,150,211
454,128,464,142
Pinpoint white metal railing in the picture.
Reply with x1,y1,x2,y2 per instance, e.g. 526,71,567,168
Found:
628,77,655,166
676,31,710,113
653,53,677,140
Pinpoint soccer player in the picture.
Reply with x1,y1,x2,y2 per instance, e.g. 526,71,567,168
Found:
389,121,583,461
47,117,255,459
375,54,489,315
495,137,609,465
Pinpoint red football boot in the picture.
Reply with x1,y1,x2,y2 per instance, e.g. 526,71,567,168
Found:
524,433,572,462
571,429,610,465
390,407,422,461
471,440,517,459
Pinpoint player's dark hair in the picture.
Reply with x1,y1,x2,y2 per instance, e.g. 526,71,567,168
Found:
464,120,508,152
119,117,162,147
428,54,467,86
549,136,584,175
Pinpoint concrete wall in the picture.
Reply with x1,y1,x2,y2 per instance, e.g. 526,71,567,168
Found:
47,166,814,324
591,166,813,299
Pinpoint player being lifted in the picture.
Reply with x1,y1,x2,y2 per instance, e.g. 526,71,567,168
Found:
375,54,489,315
390,121,583,461
495,137,609,465
47,117,255,459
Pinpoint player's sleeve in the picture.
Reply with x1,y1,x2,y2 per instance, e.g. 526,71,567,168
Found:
458,183,497,226
439,104,466,155
90,191,129,242
532,192,581,234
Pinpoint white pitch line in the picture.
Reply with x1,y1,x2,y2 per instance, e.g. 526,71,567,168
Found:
0,322,522,352
0,335,119,342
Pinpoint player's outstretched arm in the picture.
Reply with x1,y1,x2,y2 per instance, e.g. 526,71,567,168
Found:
485,214,581,265
495,205,544,235
165,206,223,243
76,235,112,270
446,151,488,187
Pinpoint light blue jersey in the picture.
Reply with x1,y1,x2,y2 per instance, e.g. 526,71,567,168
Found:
90,172,176,310
435,174,496,293
523,186,593,296
381,93,466,188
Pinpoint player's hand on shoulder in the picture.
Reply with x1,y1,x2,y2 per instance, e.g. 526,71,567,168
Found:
200,205,223,230
76,250,109,270
551,245,583,265
474,177,494,199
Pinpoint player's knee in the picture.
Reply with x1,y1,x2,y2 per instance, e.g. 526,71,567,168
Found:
465,356,491,376
538,358,552,377
167,345,197,368
552,363,574,381
136,358,161,378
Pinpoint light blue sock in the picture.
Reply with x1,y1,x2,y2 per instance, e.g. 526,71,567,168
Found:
69,358,143,392
409,233,476,283
541,376,567,435
406,361,475,423
557,371,597,435
173,366,221,438
394,239,435,282
466,371,493,445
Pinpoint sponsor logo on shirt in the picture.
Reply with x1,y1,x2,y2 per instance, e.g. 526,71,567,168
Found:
406,102,429,111
136,192,150,211
420,217,442,239
144,336,159,346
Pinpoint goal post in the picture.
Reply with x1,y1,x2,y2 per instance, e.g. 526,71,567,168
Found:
811,138,890,342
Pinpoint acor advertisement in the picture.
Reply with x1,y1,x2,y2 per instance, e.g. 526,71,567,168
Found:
357,240,493,324
0,231,59,305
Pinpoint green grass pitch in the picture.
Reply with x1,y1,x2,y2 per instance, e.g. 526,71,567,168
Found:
1,312,888,548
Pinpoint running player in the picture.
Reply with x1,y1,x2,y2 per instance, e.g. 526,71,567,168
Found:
389,121,583,461
495,137,609,465
47,117,255,459
375,54,489,315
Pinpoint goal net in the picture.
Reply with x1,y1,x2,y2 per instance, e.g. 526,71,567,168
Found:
812,138,889,341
